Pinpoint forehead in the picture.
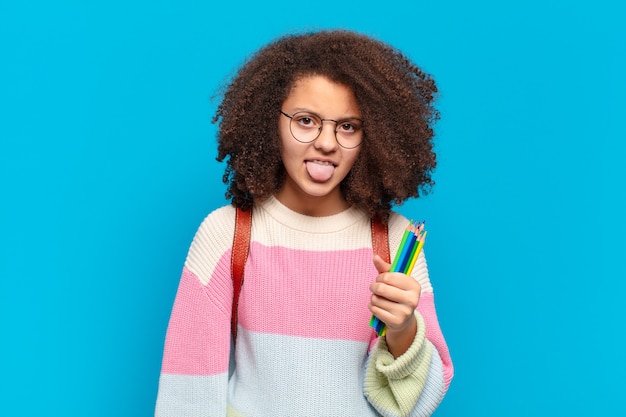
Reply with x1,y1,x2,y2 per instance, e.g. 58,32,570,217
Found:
283,75,360,117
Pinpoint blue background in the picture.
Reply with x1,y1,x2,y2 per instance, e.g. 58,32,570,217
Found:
1,1,624,415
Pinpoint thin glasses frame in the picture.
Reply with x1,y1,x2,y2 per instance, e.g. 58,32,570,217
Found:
280,110,364,149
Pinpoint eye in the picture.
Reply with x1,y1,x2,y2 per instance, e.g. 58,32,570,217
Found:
337,120,361,134
294,113,321,129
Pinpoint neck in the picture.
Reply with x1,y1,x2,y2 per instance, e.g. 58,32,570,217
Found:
274,188,350,217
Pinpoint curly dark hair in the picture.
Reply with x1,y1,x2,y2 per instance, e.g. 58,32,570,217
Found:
213,30,439,221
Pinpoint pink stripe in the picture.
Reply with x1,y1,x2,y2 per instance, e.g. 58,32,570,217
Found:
417,292,454,391
238,244,378,342
161,266,231,375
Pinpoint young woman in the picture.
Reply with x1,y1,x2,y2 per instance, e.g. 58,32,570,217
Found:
155,30,453,417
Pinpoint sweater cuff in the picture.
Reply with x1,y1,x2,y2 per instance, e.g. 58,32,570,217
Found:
374,311,432,380
363,311,434,416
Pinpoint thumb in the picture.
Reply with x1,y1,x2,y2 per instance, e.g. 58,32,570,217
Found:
373,254,391,274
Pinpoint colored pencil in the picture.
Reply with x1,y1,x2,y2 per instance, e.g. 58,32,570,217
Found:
370,220,427,337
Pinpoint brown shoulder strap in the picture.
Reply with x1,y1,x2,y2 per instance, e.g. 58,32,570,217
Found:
231,210,388,343
231,207,252,343
371,216,390,263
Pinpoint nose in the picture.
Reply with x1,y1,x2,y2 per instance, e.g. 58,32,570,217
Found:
314,121,339,151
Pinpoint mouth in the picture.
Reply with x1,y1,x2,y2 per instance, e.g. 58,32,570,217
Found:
306,159,336,167
305,160,336,182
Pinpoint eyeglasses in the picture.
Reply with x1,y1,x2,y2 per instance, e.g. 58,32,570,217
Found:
280,110,364,149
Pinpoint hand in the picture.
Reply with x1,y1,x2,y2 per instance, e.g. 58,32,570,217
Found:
369,254,421,334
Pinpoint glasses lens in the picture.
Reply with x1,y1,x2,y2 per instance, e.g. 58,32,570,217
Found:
335,119,363,149
289,112,322,143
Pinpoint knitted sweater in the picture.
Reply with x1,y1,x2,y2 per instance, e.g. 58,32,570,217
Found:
155,196,453,417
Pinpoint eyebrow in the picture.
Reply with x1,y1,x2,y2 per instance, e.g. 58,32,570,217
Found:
290,107,363,120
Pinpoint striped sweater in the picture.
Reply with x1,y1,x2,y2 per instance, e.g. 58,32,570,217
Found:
155,196,453,417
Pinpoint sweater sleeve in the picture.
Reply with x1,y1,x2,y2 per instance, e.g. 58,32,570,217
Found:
155,206,236,417
364,310,445,417
363,214,454,417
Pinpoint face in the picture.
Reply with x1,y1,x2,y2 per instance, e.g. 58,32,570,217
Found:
276,75,362,216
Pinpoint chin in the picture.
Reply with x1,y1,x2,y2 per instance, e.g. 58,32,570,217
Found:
304,185,342,200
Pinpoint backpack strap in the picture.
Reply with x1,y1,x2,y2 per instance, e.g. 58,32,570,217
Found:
371,216,390,264
231,207,389,342
231,207,252,344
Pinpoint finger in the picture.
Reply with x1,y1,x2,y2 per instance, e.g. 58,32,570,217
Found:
372,254,391,274
370,293,404,312
370,272,422,295
370,280,421,309
370,281,407,303
375,273,422,293
368,300,415,329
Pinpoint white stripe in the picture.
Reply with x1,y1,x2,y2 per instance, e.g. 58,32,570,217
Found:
185,205,236,285
155,373,228,417
228,329,379,416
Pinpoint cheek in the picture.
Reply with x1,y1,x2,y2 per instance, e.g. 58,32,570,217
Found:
279,138,304,170
278,131,291,161
344,149,361,171
279,122,309,155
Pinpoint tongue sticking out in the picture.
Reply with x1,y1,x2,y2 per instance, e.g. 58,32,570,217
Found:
306,161,335,182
